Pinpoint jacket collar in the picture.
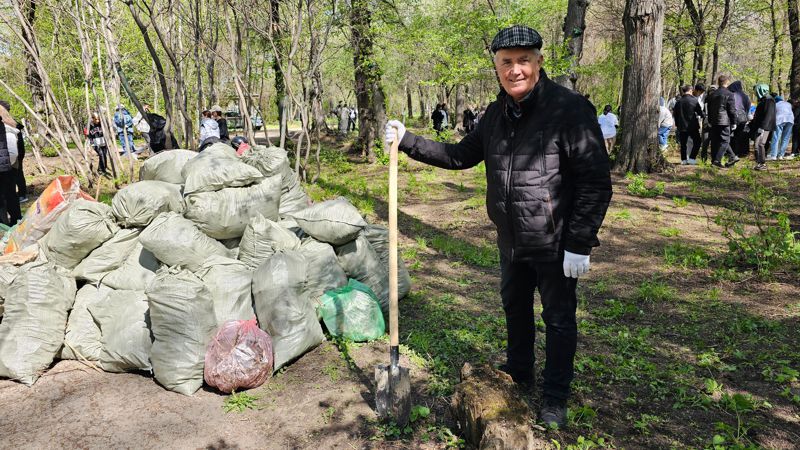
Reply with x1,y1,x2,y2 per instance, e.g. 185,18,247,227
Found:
499,68,549,120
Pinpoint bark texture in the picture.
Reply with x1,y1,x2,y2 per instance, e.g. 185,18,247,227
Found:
555,0,590,90
790,0,800,99
617,0,667,173
350,0,385,162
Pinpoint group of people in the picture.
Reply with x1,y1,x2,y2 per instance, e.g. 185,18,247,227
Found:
85,103,153,177
670,75,797,170
0,101,28,226
595,75,799,171
333,103,357,135
199,105,230,151
427,104,487,136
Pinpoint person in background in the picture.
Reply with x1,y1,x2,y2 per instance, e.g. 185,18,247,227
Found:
657,98,674,152
0,100,27,203
210,105,229,142
706,75,739,168
750,84,776,171
597,104,618,153
769,96,794,160
431,103,445,135
113,104,135,156
199,109,221,151
87,112,110,177
133,103,151,155
0,103,21,225
463,106,477,133
792,98,800,158
231,136,250,156
728,81,751,157
673,85,705,165
348,106,358,132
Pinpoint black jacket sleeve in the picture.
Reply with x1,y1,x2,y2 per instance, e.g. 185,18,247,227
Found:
725,93,737,126
399,121,484,170
563,105,613,255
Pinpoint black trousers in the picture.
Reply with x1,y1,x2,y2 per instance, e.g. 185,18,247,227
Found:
711,125,736,163
700,127,711,161
93,145,109,173
500,255,578,401
678,129,701,161
0,171,21,225
14,151,26,198
733,123,749,157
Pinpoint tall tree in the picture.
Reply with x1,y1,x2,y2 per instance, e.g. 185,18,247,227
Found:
789,0,800,99
350,0,386,162
710,0,731,81
555,0,590,90
20,0,44,114
616,0,667,173
683,0,707,84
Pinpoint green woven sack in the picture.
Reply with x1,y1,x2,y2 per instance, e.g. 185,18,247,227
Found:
318,279,385,342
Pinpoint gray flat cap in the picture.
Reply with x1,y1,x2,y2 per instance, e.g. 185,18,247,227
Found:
490,25,543,53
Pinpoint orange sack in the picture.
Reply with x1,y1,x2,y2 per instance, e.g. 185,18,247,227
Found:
4,176,93,254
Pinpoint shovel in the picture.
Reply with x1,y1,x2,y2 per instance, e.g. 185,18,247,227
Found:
374,127,411,426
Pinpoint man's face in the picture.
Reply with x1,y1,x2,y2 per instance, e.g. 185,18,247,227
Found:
494,47,543,102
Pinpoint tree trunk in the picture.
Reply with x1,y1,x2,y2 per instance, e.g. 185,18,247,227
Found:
207,0,220,107
350,0,385,162
124,0,174,150
770,0,780,90
710,0,731,82
684,0,705,84
616,0,667,174
790,0,800,99
226,6,255,143
271,0,289,147
406,81,413,119
455,85,465,131
192,1,203,129
418,84,426,120
555,0,589,90
20,0,45,115
140,0,191,148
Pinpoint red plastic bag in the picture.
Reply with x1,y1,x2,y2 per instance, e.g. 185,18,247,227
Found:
204,318,274,393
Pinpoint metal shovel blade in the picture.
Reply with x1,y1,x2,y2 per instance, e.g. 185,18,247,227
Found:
375,359,411,426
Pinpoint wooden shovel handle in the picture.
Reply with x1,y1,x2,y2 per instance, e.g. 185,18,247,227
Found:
389,128,400,349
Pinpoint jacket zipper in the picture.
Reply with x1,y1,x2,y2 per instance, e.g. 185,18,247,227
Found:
506,121,516,260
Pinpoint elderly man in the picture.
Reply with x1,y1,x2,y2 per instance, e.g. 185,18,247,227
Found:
385,25,612,429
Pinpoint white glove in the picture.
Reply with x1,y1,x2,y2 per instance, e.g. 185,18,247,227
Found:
731,124,737,131
563,251,590,278
385,120,406,149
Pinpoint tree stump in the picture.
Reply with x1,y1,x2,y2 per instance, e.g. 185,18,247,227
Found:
450,363,550,449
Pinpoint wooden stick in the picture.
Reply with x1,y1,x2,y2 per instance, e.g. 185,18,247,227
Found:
389,128,399,349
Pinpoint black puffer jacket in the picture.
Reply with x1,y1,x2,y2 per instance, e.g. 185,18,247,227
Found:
706,86,737,126
399,70,612,262
751,95,777,132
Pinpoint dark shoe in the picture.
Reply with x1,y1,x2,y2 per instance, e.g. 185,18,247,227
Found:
753,163,767,171
711,160,725,169
725,157,740,168
539,397,568,429
497,363,534,387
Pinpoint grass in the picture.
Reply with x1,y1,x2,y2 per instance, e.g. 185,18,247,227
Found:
663,243,711,268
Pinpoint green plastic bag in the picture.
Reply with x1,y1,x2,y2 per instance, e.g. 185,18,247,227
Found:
318,279,385,342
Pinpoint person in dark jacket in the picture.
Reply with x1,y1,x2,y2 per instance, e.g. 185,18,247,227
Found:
705,74,739,168
462,107,476,133
0,103,21,225
0,100,27,202
728,81,751,157
750,84,776,171
385,25,612,429
673,85,705,164
431,104,445,134
87,112,110,176
210,105,229,142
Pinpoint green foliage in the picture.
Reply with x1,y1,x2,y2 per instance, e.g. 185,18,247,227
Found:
568,404,598,429
658,227,681,237
428,234,499,268
715,181,800,276
663,243,710,268
41,146,59,158
625,173,665,198
222,391,261,413
672,196,689,207
634,279,676,302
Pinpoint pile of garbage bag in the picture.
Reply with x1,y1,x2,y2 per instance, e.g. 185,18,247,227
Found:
0,143,410,395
